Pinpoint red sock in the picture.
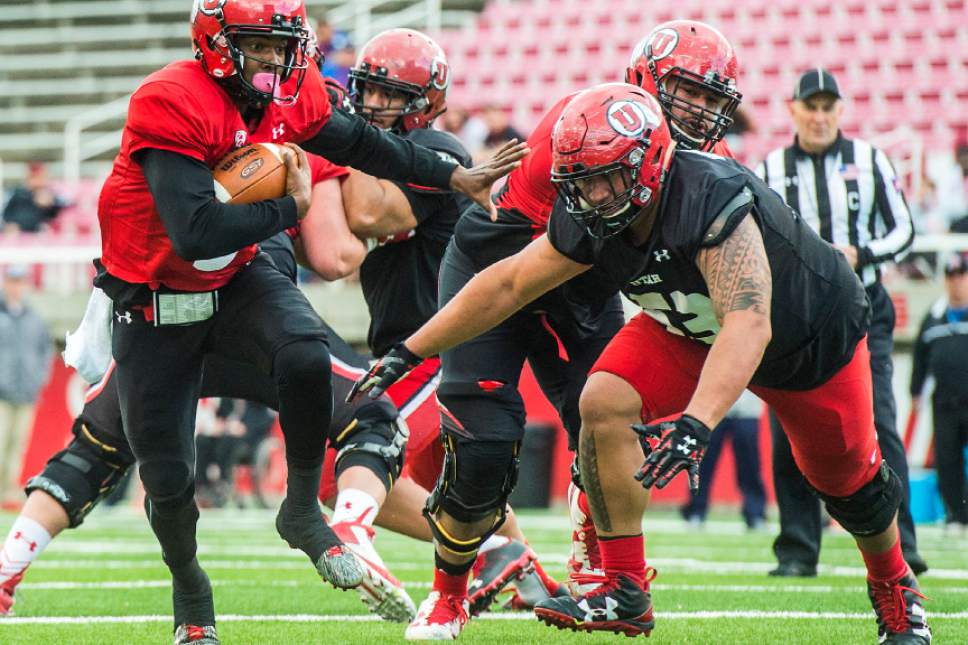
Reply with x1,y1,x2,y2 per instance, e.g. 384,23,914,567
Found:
433,567,469,597
860,530,908,582
532,560,561,595
600,534,646,588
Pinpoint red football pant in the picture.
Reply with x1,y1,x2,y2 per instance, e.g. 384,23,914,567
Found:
319,358,443,500
590,314,881,497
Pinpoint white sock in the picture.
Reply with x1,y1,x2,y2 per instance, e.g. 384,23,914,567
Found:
1,517,52,583
478,534,511,555
330,489,379,526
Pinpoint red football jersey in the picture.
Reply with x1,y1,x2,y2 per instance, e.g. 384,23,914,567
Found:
496,91,735,235
98,61,332,291
495,92,578,232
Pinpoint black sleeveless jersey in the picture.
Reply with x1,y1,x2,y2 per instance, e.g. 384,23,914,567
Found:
359,128,472,357
548,150,870,390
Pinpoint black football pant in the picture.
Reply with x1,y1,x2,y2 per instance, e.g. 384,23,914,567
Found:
111,255,333,574
771,283,919,566
932,397,968,524
435,242,624,516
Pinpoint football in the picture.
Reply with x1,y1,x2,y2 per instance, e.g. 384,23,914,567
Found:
212,142,288,204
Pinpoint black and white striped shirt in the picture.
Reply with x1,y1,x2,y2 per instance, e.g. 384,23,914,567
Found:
755,133,914,287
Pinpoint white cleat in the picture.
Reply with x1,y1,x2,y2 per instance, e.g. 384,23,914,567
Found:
405,591,469,641
332,520,416,622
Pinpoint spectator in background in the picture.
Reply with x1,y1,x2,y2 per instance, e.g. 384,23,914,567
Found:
680,390,767,531
477,104,523,161
755,68,924,577
910,251,968,532
0,264,52,509
929,140,968,233
723,108,752,161
315,18,355,87
440,106,488,157
2,162,66,234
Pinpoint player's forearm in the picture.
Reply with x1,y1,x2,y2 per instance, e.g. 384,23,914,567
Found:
141,148,297,261
406,258,535,358
342,173,414,238
304,109,456,190
301,180,367,280
684,311,771,429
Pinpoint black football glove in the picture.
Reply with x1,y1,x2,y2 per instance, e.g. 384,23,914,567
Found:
346,342,423,403
632,414,711,493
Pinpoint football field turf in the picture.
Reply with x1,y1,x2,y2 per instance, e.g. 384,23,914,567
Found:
1,507,966,644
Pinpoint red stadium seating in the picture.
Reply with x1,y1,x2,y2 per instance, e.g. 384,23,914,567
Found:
434,0,968,165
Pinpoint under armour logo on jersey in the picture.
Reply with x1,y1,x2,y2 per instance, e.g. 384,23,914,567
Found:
653,249,671,262
578,597,619,622
115,311,132,325
272,123,286,140
676,436,697,455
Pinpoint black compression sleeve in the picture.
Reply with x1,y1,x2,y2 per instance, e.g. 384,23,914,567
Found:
139,148,298,262
302,108,457,189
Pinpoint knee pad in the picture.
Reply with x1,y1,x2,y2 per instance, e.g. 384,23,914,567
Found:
815,460,902,537
332,400,408,492
435,381,525,438
25,421,134,528
423,434,520,557
139,460,195,510
273,340,331,391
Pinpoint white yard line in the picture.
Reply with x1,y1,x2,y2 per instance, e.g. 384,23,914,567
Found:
26,556,968,579
3,610,968,626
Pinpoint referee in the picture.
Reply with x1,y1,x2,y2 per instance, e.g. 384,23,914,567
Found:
755,68,926,576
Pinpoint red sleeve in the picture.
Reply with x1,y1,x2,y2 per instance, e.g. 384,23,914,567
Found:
286,70,333,143
125,81,213,163
711,138,735,159
307,152,349,184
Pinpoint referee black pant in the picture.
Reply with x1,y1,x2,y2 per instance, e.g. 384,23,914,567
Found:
770,282,920,566
933,396,968,525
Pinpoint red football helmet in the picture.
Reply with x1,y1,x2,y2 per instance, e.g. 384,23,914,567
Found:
348,28,449,132
190,0,313,105
551,83,673,239
625,20,741,151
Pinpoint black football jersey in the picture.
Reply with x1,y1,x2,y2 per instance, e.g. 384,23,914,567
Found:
549,150,870,390
359,128,472,357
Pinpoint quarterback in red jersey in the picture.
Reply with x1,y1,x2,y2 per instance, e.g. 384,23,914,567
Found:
93,2,525,643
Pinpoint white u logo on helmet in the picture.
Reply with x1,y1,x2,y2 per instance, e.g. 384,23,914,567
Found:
607,100,660,138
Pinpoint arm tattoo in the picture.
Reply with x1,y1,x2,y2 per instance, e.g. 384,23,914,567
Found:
579,429,611,532
697,214,772,322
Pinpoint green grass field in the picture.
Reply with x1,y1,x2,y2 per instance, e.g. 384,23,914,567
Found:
1,506,965,644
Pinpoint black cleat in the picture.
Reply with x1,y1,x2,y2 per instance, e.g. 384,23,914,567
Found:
174,624,219,644
534,572,655,637
768,561,817,577
868,568,931,644
467,539,535,616
276,499,364,589
904,551,929,577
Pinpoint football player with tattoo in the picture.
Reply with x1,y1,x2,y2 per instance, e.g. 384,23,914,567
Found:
90,1,525,641
347,20,742,641
350,84,930,644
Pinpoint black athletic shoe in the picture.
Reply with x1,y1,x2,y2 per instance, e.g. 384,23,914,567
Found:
534,572,655,637
868,569,931,644
904,551,929,577
275,499,364,589
768,561,817,577
467,539,535,616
